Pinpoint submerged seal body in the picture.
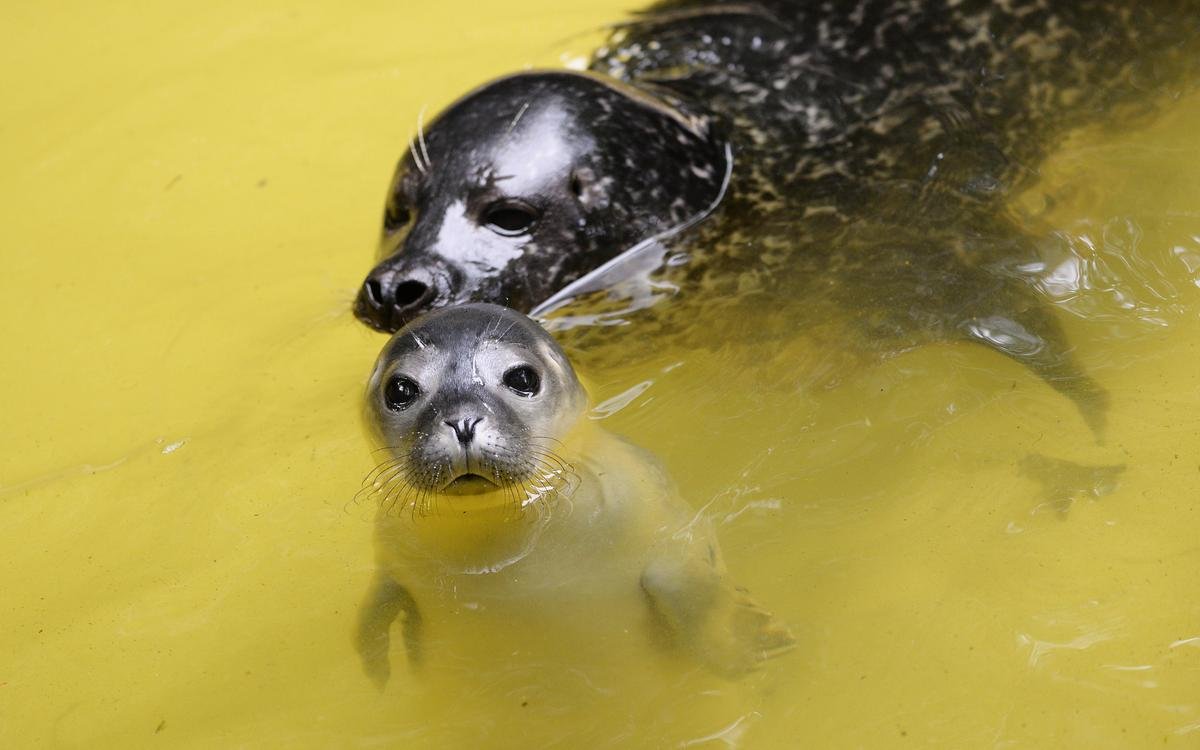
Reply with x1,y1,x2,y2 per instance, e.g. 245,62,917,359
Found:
355,304,793,685
353,0,1200,429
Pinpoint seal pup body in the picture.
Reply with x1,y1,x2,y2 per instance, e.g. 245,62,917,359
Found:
355,304,793,686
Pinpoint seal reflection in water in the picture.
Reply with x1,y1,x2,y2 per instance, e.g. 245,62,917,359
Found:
355,303,794,687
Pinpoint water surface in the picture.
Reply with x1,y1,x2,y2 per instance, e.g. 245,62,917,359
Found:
1,1,1198,747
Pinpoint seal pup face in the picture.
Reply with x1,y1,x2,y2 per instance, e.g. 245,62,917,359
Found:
364,303,587,513
354,71,727,332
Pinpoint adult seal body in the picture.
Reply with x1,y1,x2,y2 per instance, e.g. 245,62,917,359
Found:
355,304,793,686
353,0,1200,430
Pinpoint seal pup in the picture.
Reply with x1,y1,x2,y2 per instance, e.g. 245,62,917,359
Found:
354,303,794,686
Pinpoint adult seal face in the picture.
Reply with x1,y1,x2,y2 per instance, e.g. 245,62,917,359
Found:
354,303,794,687
354,72,728,333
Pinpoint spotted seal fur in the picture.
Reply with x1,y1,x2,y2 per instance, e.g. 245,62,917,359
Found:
354,71,729,331
354,0,1200,430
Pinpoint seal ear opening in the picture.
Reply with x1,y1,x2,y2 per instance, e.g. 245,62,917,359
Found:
568,166,608,208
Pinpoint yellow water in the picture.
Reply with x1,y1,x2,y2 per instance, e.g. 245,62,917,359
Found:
1,1,1198,748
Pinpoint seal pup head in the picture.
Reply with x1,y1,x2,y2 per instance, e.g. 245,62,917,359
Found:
354,71,727,332
364,303,587,514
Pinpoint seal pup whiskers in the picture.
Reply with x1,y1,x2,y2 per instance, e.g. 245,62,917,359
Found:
354,303,794,687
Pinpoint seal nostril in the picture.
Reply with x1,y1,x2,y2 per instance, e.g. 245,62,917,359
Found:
446,417,482,445
393,279,430,308
362,279,384,308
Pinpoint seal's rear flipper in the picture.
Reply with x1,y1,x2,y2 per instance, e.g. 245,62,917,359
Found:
962,306,1109,439
1019,454,1125,517
641,537,795,678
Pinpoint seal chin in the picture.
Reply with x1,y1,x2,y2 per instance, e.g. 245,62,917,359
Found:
441,473,501,496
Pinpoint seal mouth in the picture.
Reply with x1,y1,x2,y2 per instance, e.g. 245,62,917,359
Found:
442,473,500,495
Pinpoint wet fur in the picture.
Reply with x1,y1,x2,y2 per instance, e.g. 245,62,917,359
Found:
358,0,1200,429
355,305,794,685
556,0,1200,430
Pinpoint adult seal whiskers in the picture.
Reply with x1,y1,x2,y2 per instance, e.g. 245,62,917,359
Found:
354,304,793,686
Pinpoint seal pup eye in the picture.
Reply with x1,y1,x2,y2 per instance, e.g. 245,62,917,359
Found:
503,365,541,397
384,375,420,411
483,200,538,236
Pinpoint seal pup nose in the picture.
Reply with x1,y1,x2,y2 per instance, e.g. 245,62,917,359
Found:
445,417,483,445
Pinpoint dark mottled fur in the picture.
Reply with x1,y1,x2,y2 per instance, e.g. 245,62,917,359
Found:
597,0,1197,203
561,0,1200,430
357,0,1200,430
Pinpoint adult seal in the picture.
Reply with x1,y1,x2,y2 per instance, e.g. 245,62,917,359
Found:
353,0,1200,430
354,303,794,686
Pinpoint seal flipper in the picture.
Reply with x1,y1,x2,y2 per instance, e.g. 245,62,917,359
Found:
1019,454,1125,517
960,297,1109,438
354,573,422,690
641,533,794,677
827,221,1110,438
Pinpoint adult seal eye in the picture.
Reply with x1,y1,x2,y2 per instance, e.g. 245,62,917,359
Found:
503,365,541,396
383,204,411,233
483,200,538,236
384,375,420,411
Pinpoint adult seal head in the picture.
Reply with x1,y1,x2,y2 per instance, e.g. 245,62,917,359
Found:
353,72,727,332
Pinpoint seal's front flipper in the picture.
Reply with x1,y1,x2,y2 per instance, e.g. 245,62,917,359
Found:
641,538,794,678
960,292,1109,438
354,573,421,690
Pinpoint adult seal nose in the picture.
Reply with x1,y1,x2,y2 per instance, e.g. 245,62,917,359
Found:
354,264,445,332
